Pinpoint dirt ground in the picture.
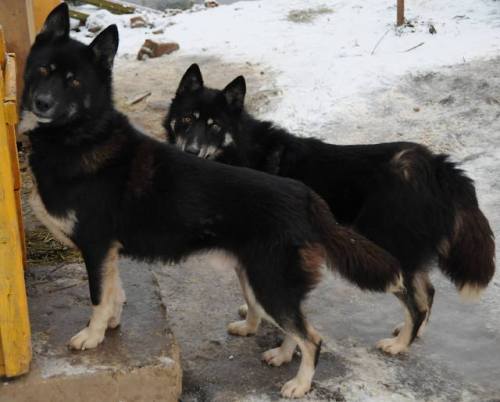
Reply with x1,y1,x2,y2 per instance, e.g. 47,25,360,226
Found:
22,51,500,401
112,54,280,140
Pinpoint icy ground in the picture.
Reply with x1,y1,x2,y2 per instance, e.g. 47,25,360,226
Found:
70,1,500,400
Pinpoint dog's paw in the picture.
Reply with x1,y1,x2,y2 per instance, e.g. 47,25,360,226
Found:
281,377,311,399
238,304,248,318
69,327,105,350
376,337,408,355
262,347,294,367
227,320,256,337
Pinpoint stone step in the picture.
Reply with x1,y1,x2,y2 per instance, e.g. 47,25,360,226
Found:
0,260,181,402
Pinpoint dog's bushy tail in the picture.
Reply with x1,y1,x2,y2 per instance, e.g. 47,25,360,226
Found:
309,192,404,293
435,156,495,300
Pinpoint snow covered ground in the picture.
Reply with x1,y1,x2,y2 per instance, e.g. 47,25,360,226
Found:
73,0,500,134
68,1,500,400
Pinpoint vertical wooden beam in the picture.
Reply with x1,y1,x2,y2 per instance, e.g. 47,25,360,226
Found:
0,39,31,376
0,0,35,105
397,0,405,26
33,0,62,33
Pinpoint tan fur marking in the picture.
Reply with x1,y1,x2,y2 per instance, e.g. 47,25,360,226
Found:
228,267,262,336
29,184,76,248
413,272,430,311
281,323,321,398
386,272,405,293
459,283,485,302
391,149,413,181
377,308,412,355
19,111,39,133
452,211,464,241
69,242,125,349
81,134,126,173
392,272,433,339
437,237,451,258
299,243,326,288
262,334,297,366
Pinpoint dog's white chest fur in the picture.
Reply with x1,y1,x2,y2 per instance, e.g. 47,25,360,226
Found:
29,183,77,248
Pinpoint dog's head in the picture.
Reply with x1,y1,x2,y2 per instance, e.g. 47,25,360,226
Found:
164,64,245,159
21,3,119,131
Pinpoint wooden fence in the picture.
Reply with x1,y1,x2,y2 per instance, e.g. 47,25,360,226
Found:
0,25,31,378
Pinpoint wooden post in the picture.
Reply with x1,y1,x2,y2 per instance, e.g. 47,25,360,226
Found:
33,0,62,33
0,0,35,106
0,26,31,378
397,0,405,26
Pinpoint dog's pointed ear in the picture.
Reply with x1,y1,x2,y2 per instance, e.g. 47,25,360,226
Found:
88,25,119,69
177,64,203,95
222,76,246,113
38,3,70,41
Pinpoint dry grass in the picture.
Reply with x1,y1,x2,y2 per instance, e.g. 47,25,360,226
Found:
287,6,333,24
18,149,82,267
26,228,82,266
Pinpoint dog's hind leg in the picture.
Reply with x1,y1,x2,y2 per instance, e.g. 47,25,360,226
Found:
419,274,435,336
280,321,322,398
227,268,261,336
392,272,434,338
69,242,124,350
377,273,427,355
262,333,297,367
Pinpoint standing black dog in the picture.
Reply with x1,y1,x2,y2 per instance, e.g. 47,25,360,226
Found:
164,64,496,356
22,4,404,398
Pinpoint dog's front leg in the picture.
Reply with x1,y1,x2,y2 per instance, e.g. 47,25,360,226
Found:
69,242,125,350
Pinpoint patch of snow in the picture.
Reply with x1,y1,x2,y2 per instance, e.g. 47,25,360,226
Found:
157,355,176,367
322,342,419,402
40,358,98,379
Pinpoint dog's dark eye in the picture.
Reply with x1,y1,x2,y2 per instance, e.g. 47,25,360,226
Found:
38,67,49,77
182,116,192,124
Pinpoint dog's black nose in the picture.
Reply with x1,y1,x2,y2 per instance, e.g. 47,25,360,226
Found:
34,94,55,114
185,145,200,156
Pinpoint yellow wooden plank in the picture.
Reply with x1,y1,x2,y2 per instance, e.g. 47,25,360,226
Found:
0,98,31,377
33,0,62,33
0,64,4,115
0,1,35,101
4,53,16,106
7,124,20,192
0,332,5,371
0,26,5,71
4,53,20,192
3,50,24,265
14,189,27,267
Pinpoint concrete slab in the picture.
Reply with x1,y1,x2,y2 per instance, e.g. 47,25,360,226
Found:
0,260,181,402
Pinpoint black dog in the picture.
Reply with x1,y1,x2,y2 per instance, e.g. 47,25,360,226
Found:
165,64,496,356
22,4,404,397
